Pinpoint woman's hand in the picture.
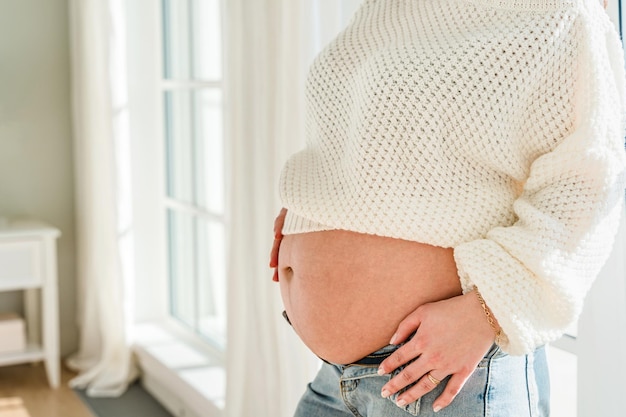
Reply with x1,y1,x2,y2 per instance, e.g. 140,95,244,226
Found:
269,208,288,282
378,291,497,412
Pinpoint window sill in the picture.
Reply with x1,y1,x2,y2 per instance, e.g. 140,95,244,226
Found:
133,322,226,417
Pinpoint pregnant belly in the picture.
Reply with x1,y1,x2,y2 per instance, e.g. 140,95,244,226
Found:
278,230,462,364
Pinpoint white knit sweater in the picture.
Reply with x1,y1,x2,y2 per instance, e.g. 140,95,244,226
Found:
279,0,626,355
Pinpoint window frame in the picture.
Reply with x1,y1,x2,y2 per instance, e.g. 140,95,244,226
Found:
126,0,227,363
160,0,227,351
126,2,226,415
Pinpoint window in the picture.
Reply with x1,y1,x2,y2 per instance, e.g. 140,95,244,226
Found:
161,0,226,350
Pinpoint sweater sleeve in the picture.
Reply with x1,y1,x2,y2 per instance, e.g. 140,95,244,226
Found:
453,10,626,355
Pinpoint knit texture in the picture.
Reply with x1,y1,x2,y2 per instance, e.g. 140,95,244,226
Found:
279,0,626,355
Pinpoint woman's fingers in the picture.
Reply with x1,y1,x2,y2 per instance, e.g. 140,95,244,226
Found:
378,333,422,376
380,351,428,397
380,356,474,412
387,307,424,346
270,208,288,281
377,316,426,398
274,208,287,237
269,235,281,268
391,370,471,412
377,308,424,376
392,370,448,408
432,373,470,412
378,294,496,411
270,208,287,266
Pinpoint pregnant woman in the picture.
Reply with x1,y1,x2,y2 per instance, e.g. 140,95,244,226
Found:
270,0,626,415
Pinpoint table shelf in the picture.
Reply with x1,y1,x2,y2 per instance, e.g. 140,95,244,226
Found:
0,221,60,388
0,343,46,367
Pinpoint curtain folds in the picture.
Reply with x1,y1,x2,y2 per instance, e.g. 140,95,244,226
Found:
66,0,359,407
66,0,137,397
223,2,320,417
224,1,363,416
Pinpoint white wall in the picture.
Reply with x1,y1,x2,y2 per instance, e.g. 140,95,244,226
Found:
0,0,77,356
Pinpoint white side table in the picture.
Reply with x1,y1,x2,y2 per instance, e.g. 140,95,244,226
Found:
0,221,60,388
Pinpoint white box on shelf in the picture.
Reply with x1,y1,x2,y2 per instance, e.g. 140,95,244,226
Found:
0,313,26,354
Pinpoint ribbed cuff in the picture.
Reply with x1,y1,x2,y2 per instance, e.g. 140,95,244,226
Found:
282,212,335,235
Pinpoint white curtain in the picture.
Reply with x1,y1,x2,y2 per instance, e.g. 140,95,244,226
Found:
66,0,137,397
224,1,361,416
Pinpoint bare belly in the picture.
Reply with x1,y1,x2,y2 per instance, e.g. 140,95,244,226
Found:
278,230,462,364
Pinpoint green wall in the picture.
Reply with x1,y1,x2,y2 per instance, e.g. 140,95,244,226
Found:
0,0,77,357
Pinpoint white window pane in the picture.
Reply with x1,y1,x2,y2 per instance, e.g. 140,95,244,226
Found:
165,91,194,204
162,0,191,79
163,0,222,81
166,89,223,213
168,209,196,327
194,89,224,214
191,0,222,80
197,218,226,348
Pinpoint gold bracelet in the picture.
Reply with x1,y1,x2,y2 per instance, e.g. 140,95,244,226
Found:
475,289,502,345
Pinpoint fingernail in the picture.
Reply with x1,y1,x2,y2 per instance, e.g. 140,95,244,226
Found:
389,333,398,345
377,367,385,376
396,398,407,407
434,405,442,413
381,389,391,398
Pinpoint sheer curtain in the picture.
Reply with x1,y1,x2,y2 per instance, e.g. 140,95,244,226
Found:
223,1,361,416
65,0,137,397
66,0,360,407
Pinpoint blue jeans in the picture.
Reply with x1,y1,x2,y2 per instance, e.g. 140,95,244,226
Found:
294,344,550,417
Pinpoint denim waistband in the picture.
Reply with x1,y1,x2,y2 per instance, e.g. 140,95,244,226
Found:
346,339,503,368
350,349,395,366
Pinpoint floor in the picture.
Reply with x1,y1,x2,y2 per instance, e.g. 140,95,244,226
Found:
0,363,94,417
